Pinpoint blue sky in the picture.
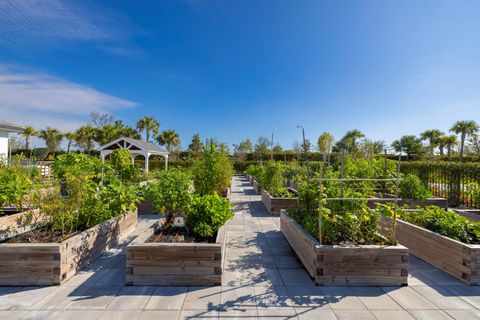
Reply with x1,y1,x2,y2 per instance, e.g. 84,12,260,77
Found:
1,0,480,149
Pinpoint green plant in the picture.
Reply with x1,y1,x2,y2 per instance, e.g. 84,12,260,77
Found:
111,149,140,182
192,141,232,196
144,169,193,216
399,174,431,201
52,153,110,182
379,204,480,244
258,161,290,197
0,164,32,209
466,183,480,207
186,193,233,239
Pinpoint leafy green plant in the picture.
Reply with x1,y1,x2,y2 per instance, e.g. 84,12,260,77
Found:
0,164,32,209
192,141,233,196
399,174,431,201
111,149,140,182
258,161,290,197
186,193,233,239
52,153,110,182
144,169,193,216
379,204,480,244
466,183,480,207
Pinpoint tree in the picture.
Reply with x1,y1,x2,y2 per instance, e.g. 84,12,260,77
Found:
21,126,37,155
136,116,159,142
272,144,283,153
444,135,457,158
75,125,96,153
187,133,204,159
337,129,365,152
468,133,480,157
450,120,479,161
317,132,334,154
156,130,181,155
391,135,424,159
373,140,386,154
90,112,115,128
254,136,271,159
420,129,444,155
233,139,253,157
38,127,63,157
64,132,76,153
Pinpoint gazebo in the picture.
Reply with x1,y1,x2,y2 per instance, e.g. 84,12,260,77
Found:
0,120,24,161
99,137,169,173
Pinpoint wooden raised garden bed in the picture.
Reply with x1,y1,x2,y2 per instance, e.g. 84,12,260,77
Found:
126,221,227,286
0,210,137,286
381,216,480,285
253,179,262,194
261,189,298,215
367,195,448,209
0,208,44,241
281,212,409,286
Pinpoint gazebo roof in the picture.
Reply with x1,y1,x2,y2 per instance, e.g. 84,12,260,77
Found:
0,120,24,132
99,137,169,155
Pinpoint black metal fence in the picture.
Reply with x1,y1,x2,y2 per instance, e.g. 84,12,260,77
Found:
400,161,480,208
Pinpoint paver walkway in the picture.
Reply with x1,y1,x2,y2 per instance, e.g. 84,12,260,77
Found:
1,176,480,319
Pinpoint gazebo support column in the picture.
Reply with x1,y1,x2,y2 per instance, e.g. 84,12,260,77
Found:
165,155,168,170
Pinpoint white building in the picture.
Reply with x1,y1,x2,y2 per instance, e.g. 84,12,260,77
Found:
0,120,24,161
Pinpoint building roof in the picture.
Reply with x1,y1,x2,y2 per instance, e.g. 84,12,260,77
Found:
99,137,169,155
0,120,24,132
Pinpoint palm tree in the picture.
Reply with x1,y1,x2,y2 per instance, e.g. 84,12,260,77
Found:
156,130,180,154
342,129,365,152
444,135,457,158
64,132,76,153
38,127,63,157
420,129,444,155
21,126,37,155
136,116,159,142
450,120,479,161
75,125,97,154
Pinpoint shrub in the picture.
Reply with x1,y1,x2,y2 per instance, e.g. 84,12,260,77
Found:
192,141,233,196
186,193,233,239
399,174,431,201
258,161,290,197
52,153,110,182
466,183,480,207
111,149,140,182
0,164,33,209
144,169,193,216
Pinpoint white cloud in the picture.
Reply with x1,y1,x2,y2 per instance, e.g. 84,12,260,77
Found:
0,64,137,131
0,0,140,53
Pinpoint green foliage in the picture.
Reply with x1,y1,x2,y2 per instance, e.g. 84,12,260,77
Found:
111,149,140,182
192,141,233,196
144,169,193,215
379,204,480,244
42,174,140,235
399,174,431,201
258,161,290,197
466,183,480,207
186,193,233,239
52,153,109,182
0,164,32,209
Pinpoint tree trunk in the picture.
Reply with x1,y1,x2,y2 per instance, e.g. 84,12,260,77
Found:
460,133,466,161
447,144,452,157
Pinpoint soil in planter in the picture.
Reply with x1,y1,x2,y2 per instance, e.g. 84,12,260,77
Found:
147,217,216,244
1,225,83,243
0,208,29,217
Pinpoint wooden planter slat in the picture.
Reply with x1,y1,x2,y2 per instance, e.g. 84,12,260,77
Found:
126,220,227,286
0,209,45,240
253,180,262,194
0,210,137,286
381,216,480,284
261,189,298,215
281,212,408,286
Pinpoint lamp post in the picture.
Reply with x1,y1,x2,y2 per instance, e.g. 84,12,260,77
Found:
297,125,310,179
